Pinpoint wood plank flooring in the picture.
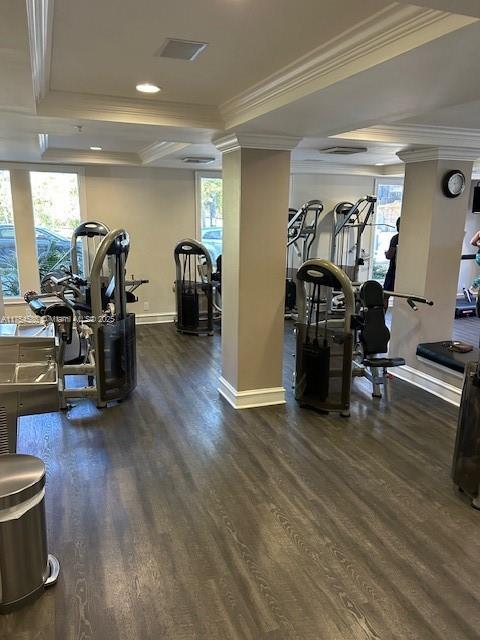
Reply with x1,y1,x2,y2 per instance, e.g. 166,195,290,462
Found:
1,322,480,640
453,316,480,345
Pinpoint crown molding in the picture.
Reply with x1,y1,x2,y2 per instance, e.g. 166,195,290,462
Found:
26,0,54,101
334,123,480,148
139,141,190,164
290,160,405,176
42,147,141,165
397,147,480,163
37,91,224,130
214,133,301,154
220,5,477,129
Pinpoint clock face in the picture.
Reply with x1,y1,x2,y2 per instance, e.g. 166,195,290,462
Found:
443,170,466,198
448,172,465,196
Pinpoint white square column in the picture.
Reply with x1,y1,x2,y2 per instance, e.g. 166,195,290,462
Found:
390,147,477,380
214,134,300,409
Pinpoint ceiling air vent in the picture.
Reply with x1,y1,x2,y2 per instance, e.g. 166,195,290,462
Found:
156,38,207,61
320,146,368,155
182,157,215,164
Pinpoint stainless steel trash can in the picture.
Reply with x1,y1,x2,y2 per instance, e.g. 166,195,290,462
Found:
0,454,59,613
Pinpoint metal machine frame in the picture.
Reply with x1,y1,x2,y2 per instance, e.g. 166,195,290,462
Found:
59,228,136,408
26,228,140,409
330,195,376,282
286,200,324,315
287,200,324,263
70,220,110,277
295,259,434,412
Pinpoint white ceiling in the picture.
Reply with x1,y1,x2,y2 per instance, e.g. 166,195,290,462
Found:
0,0,480,170
397,0,480,17
236,21,480,138
49,0,388,104
404,100,480,130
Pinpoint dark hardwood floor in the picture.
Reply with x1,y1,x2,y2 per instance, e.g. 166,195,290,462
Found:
2,322,480,640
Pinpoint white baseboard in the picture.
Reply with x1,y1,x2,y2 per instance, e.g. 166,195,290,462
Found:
218,376,286,409
391,364,462,407
135,312,176,325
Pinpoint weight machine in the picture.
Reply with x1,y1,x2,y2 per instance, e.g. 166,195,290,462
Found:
285,200,324,314
330,195,377,282
25,228,145,408
295,259,433,414
173,238,215,335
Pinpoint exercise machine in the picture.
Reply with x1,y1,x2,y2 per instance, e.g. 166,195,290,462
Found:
25,228,140,408
349,284,432,399
330,195,376,282
455,254,478,317
174,238,214,335
286,200,324,314
353,282,406,401
295,259,433,413
41,220,110,293
295,259,355,416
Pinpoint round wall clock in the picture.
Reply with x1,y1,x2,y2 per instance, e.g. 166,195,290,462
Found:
442,170,466,198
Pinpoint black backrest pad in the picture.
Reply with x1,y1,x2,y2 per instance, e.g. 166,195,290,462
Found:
360,280,390,355
297,265,342,290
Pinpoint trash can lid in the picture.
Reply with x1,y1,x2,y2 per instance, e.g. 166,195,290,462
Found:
0,454,46,510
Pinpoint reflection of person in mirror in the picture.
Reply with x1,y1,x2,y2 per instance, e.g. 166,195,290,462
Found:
383,217,400,310
469,229,480,295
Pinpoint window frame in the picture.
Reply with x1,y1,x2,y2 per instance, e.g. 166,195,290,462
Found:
0,163,86,304
194,170,222,242
369,177,404,280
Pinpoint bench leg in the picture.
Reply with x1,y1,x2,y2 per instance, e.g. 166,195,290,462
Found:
370,367,383,398
382,368,389,403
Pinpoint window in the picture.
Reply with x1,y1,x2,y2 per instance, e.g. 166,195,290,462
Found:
198,174,222,262
370,181,404,283
0,171,20,297
30,172,81,280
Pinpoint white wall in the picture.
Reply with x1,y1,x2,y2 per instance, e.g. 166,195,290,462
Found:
290,173,376,279
83,166,196,320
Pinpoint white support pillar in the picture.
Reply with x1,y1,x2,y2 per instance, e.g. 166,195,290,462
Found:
9,169,40,294
390,146,478,386
214,134,300,409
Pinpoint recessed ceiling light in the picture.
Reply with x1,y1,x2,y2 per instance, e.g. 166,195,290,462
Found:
375,162,385,166
136,83,161,94
90,146,103,151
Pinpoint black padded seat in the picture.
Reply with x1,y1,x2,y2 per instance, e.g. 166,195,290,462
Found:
363,356,405,368
416,341,479,374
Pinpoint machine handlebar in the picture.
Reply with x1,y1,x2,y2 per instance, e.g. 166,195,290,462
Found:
384,290,434,311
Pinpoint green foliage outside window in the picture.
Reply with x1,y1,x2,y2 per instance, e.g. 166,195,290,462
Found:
0,171,81,298
30,172,81,234
201,177,223,228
